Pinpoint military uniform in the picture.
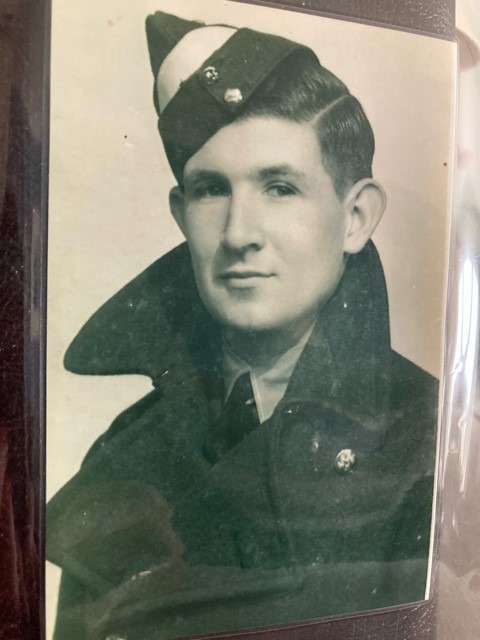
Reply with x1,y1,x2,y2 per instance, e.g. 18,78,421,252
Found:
48,10,438,638
47,241,437,639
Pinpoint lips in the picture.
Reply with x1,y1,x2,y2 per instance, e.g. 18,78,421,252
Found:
218,270,274,289
219,270,272,280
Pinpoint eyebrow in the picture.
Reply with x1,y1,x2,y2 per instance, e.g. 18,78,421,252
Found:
253,165,307,182
183,169,226,187
183,164,307,188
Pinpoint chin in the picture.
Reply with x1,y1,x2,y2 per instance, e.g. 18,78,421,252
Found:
201,288,289,333
211,307,288,335
204,302,257,329
217,315,269,334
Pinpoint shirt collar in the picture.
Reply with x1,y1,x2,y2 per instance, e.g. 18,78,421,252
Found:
222,324,315,423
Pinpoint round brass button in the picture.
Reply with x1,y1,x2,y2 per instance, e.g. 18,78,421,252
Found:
334,448,356,475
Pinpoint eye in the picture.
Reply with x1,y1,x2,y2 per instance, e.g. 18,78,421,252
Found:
266,183,298,198
190,182,230,200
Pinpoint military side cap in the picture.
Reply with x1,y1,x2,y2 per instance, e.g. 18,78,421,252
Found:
145,11,319,183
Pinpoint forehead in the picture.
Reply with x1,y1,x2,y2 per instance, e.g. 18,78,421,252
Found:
183,116,327,180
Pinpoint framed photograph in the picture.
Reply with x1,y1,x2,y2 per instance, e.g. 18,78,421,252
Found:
46,1,456,638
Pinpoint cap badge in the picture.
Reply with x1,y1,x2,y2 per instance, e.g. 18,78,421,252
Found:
224,87,243,104
203,66,219,85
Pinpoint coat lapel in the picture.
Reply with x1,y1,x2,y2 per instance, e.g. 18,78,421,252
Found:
64,240,391,415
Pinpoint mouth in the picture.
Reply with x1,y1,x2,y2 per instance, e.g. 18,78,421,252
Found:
218,270,274,288
220,270,272,279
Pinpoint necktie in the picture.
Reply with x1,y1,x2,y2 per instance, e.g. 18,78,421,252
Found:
203,372,259,463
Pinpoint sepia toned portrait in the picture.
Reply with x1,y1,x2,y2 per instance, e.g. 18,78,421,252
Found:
46,1,456,638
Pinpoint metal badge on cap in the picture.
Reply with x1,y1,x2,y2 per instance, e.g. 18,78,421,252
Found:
224,88,243,104
203,66,219,84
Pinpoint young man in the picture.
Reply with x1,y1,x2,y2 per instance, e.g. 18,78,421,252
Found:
47,11,438,640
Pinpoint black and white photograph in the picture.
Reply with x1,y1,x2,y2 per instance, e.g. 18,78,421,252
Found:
46,1,456,638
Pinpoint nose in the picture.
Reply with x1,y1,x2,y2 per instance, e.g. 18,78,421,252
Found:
221,190,264,253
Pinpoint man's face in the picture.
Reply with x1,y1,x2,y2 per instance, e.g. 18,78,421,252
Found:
171,116,351,338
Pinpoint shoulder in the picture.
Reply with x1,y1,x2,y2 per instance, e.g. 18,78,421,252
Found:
388,350,439,410
386,350,438,476
81,386,164,466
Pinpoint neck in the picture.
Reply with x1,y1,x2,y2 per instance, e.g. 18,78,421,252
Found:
224,318,316,369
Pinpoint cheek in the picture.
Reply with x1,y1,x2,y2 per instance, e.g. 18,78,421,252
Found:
280,222,344,265
274,200,345,249
280,220,346,292
183,216,220,263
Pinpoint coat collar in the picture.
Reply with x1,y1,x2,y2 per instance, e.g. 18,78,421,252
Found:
65,242,214,381
282,240,392,426
65,241,392,422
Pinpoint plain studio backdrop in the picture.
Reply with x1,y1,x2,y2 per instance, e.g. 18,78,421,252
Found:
46,0,456,636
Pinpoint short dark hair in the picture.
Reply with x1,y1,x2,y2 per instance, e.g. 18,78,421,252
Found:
239,51,375,199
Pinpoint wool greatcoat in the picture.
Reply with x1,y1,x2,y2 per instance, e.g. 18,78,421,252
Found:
47,240,438,640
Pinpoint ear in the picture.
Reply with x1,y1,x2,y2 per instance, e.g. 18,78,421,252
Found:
342,179,386,255
169,186,187,236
